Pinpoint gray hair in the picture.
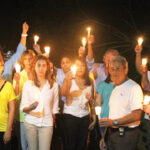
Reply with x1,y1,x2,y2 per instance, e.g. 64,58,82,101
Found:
109,56,128,69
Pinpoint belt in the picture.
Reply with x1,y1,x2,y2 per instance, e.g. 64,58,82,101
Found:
109,126,138,132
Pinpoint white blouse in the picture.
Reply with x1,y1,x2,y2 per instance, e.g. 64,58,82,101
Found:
63,80,91,118
20,80,59,127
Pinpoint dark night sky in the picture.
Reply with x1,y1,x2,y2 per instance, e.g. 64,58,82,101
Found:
0,0,150,80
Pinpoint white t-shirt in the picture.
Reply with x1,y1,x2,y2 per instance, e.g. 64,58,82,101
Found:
144,71,150,120
63,80,91,118
109,79,143,127
148,71,150,81
20,80,59,127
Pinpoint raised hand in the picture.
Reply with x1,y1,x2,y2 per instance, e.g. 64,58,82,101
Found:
134,45,142,53
22,22,29,34
78,46,86,57
87,35,95,45
13,72,20,83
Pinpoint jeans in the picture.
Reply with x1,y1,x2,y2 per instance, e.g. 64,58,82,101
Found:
24,121,53,150
14,121,28,150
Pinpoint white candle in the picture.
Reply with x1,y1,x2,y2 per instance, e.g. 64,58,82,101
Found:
144,95,150,105
87,27,91,37
95,106,101,120
138,37,143,46
71,65,77,77
82,37,87,48
142,58,147,67
15,63,21,73
34,35,39,45
44,46,50,54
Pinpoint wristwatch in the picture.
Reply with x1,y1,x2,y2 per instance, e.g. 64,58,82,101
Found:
113,120,118,126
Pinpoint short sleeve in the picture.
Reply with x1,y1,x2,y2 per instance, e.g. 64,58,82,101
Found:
7,82,16,102
96,82,105,95
129,84,143,111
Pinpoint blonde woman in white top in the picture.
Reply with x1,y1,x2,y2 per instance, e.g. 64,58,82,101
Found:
20,55,59,150
61,57,96,150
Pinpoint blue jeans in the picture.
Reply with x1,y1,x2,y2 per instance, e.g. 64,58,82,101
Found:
14,121,28,150
20,122,28,150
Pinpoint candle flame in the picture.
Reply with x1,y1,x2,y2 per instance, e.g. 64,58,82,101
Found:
95,106,101,116
87,27,91,36
144,95,150,105
71,65,77,76
142,58,147,67
34,35,39,44
138,37,143,46
44,46,50,54
15,63,21,73
82,37,87,48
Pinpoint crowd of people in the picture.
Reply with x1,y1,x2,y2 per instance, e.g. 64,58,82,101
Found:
0,22,150,150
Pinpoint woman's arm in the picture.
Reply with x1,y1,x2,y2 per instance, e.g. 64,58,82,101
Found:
4,100,15,144
61,72,72,96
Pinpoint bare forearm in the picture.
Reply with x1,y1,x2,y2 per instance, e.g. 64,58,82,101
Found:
135,53,142,74
7,100,15,132
23,107,32,113
88,44,94,61
116,110,142,126
61,79,71,96
141,74,149,88
14,82,20,95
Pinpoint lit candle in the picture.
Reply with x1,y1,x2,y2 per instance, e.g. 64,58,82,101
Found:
34,35,39,45
71,65,77,77
44,46,50,54
138,37,143,46
87,27,91,37
82,37,87,48
15,63,21,73
144,95,150,105
95,106,101,120
142,58,147,67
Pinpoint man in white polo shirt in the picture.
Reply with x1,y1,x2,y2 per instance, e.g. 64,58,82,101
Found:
100,56,143,150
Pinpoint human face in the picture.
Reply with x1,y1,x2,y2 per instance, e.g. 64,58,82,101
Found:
109,61,128,85
0,60,4,76
75,60,86,78
103,52,118,68
61,57,71,73
23,54,33,70
35,59,48,79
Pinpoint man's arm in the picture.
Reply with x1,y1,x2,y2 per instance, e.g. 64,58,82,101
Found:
135,45,143,75
100,109,142,127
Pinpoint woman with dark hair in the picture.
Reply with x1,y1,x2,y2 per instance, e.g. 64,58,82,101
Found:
61,56,96,150
0,57,16,150
20,55,59,150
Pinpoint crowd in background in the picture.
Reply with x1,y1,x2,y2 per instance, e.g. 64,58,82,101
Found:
0,22,150,150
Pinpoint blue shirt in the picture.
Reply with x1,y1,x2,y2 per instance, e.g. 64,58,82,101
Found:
2,43,26,83
56,68,66,102
96,81,114,118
